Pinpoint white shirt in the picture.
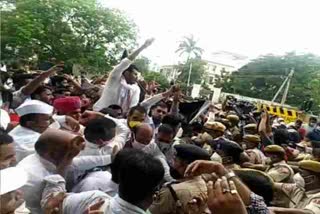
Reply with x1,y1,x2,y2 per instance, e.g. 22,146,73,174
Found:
18,154,111,214
9,116,67,162
42,174,151,214
72,171,119,197
93,58,140,112
79,115,130,157
143,141,174,182
9,125,41,162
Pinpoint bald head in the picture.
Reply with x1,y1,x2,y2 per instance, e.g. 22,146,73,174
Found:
35,128,85,164
134,123,154,145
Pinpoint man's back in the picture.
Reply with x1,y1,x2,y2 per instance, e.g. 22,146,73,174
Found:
18,154,56,214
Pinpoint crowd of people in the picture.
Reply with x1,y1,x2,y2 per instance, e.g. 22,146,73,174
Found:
1,38,320,214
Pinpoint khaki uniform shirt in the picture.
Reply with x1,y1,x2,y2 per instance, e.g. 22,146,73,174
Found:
266,160,294,183
246,148,266,165
281,183,320,213
149,176,211,214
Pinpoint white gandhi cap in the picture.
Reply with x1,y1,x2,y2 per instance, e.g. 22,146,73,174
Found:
15,100,53,116
0,167,28,195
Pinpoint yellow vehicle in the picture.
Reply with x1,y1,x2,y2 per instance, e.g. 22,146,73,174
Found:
257,103,298,123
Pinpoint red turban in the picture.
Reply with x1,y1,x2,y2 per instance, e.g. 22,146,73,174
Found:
53,96,81,114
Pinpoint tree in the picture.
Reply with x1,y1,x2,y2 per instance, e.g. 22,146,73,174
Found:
1,0,137,74
176,58,207,85
176,35,204,60
143,71,170,91
134,56,151,73
223,52,320,112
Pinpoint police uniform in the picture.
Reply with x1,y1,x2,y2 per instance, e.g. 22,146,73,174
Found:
243,135,266,165
264,145,294,183
210,137,243,170
149,175,213,214
227,115,241,142
150,144,211,214
243,123,257,135
277,161,320,213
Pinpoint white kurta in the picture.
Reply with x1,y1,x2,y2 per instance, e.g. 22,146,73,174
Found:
42,174,151,214
9,125,41,162
72,171,118,197
93,58,140,112
17,154,111,214
79,115,130,157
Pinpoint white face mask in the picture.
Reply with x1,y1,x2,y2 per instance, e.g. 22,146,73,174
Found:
132,140,147,150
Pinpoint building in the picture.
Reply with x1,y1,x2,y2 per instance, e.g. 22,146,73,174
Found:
159,51,249,89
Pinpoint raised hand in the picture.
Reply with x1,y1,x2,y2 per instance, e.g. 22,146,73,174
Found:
184,160,228,178
207,178,247,214
143,38,155,48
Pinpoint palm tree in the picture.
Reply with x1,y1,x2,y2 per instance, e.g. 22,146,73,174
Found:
176,35,203,88
175,35,203,61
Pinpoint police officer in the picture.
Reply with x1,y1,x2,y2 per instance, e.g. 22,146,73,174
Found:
243,135,266,165
270,160,320,213
227,114,241,143
150,144,214,214
243,123,258,135
264,145,294,183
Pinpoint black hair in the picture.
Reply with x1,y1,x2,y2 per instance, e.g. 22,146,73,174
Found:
108,104,123,112
111,148,133,183
19,114,38,127
118,149,164,205
99,108,118,118
158,124,174,136
0,128,13,145
31,85,52,99
153,101,168,110
125,64,139,73
128,105,147,117
162,114,181,130
191,122,203,133
310,117,318,123
235,170,274,205
273,128,289,146
84,118,116,142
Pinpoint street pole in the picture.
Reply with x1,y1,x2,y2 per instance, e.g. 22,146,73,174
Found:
187,62,192,87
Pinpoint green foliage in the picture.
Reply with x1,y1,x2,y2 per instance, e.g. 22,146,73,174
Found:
134,56,151,73
176,58,207,85
143,71,170,90
1,0,137,74
223,52,320,112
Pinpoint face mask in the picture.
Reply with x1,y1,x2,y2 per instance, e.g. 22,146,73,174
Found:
315,126,320,131
132,140,147,150
142,143,154,153
129,121,141,129
309,123,316,128
242,144,247,150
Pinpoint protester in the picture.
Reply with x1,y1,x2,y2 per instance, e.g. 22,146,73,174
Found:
0,167,30,213
0,128,16,169
2,36,320,214
9,99,54,162
17,128,111,213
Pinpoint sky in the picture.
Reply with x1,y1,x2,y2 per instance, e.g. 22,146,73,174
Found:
101,0,320,66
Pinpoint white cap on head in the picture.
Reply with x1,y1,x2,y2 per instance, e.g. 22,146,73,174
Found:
0,167,28,195
15,100,53,116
